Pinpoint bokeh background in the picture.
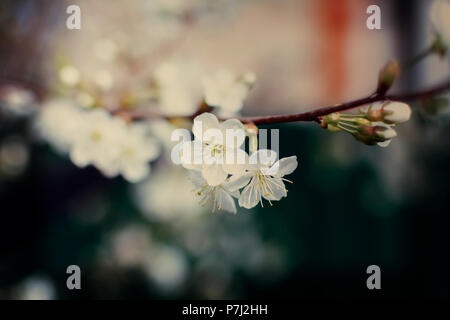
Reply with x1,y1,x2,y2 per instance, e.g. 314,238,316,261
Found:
1,0,450,299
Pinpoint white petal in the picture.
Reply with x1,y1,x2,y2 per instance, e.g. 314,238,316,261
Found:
262,177,287,201
383,102,411,124
221,118,244,132
188,170,206,188
269,156,298,177
249,149,278,167
377,140,392,148
192,112,219,141
202,163,228,186
216,189,237,214
230,189,240,198
223,174,252,192
238,177,260,209
222,120,246,148
180,141,203,170
222,148,249,175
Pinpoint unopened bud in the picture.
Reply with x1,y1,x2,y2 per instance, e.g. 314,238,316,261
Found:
353,132,378,146
320,113,342,131
374,125,397,140
366,107,383,122
358,124,376,136
354,124,397,146
381,101,411,124
377,60,400,94
327,124,341,132
354,118,371,126
328,112,340,122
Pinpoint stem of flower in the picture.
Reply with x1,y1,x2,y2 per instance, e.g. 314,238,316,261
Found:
337,124,357,134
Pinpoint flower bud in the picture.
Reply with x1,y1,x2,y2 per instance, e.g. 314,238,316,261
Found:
374,125,397,140
354,124,397,146
381,101,411,124
377,60,400,94
365,107,383,122
354,118,371,126
353,132,378,146
327,124,341,132
328,112,340,122
319,112,340,129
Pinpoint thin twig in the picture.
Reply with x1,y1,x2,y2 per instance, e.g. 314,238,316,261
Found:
226,78,450,125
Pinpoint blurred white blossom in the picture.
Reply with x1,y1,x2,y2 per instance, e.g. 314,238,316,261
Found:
0,136,29,177
431,0,450,47
93,38,119,63
110,225,152,267
37,99,83,153
59,65,81,87
144,245,188,293
0,85,36,116
69,109,159,182
202,69,253,113
135,165,202,221
38,103,159,182
154,61,203,116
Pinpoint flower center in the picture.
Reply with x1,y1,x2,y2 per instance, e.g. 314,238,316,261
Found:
91,130,102,141
209,144,224,157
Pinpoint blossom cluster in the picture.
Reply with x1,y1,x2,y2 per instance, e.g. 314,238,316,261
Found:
37,99,160,182
38,54,255,183
320,101,412,147
178,113,298,213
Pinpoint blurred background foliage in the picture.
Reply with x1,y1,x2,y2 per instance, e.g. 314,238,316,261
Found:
1,0,450,299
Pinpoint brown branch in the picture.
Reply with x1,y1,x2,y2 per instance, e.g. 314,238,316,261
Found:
228,78,450,125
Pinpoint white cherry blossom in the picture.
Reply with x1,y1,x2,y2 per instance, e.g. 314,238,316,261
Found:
69,109,125,171
237,150,298,209
180,112,248,186
189,171,249,214
67,109,159,182
107,124,160,182
154,61,203,116
36,99,83,153
202,69,253,113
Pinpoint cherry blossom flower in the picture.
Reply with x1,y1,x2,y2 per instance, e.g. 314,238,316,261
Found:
69,109,159,182
154,61,203,116
69,109,126,172
36,99,83,153
202,69,254,114
189,171,249,214
106,124,160,182
180,112,248,186
237,150,298,209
